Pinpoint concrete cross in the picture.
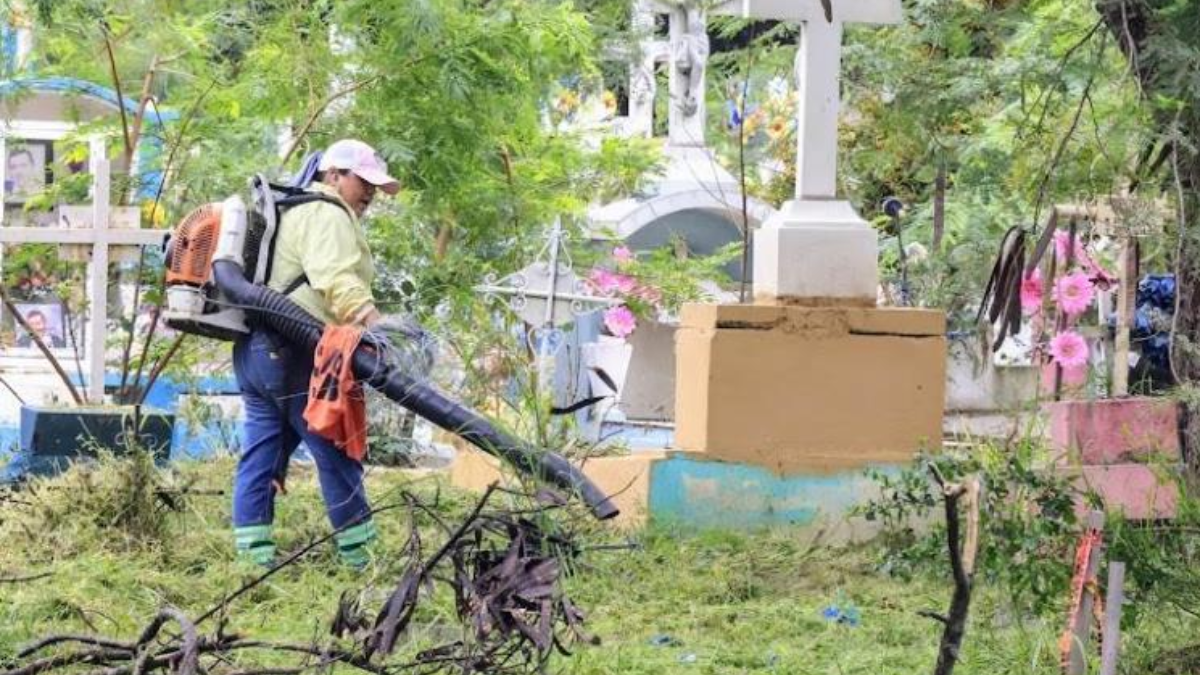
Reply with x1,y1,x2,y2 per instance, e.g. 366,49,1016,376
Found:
717,0,902,199
0,160,164,402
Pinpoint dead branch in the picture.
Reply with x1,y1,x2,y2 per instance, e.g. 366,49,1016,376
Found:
2,486,605,675
926,469,982,675
0,572,53,585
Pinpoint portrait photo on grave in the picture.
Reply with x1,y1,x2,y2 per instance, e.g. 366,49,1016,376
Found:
7,301,70,351
4,140,52,204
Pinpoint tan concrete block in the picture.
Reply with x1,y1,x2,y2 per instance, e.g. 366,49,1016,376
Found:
675,304,945,474
679,303,944,336
449,446,664,529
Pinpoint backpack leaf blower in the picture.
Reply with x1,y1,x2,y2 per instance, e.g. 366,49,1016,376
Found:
163,179,618,521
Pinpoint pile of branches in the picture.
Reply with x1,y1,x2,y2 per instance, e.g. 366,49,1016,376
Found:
1,484,600,675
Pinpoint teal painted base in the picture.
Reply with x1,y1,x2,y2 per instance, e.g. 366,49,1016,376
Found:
647,454,903,531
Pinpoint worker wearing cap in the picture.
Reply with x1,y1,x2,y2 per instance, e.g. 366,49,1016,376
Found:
232,139,399,568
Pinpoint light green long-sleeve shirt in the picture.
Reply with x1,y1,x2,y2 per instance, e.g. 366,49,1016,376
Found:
267,183,376,325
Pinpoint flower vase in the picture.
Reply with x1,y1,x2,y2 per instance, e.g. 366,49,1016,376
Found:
582,334,633,401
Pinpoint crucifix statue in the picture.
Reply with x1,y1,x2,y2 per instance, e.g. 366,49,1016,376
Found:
715,0,903,303
667,0,709,147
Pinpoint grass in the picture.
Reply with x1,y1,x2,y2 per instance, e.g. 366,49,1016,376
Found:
1,455,1198,674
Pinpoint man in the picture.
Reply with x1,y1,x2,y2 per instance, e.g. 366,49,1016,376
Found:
6,148,42,198
16,308,65,348
232,139,399,568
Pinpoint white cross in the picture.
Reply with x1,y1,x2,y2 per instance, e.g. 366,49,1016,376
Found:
0,160,164,402
716,0,902,199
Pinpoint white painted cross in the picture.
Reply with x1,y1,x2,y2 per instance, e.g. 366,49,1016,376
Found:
0,160,164,402
717,0,902,199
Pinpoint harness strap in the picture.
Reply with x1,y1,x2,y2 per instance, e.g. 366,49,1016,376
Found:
272,192,353,296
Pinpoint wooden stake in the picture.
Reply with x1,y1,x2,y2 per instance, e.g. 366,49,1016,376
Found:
1064,511,1106,675
1099,562,1125,675
1113,239,1138,397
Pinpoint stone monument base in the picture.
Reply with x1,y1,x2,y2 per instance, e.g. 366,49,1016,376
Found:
674,303,946,473
449,445,898,539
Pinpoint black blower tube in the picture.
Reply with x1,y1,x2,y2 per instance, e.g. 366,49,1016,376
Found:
213,261,619,521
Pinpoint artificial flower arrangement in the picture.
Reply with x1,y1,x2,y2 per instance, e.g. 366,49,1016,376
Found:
1020,230,1116,389
587,246,662,338
585,240,740,338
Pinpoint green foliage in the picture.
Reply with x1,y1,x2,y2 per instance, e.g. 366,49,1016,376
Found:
858,441,1080,615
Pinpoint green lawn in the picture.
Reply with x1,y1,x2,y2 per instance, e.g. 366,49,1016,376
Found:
1,456,1196,674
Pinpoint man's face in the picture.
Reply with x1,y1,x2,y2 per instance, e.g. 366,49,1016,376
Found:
330,171,376,217
7,152,37,193
26,313,46,337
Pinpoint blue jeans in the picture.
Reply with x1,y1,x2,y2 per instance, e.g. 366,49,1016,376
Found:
232,329,372,531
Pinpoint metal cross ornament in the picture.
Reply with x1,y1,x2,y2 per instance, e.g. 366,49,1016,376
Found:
476,218,617,357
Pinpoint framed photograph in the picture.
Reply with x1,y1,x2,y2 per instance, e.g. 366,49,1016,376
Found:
11,301,70,351
4,139,53,205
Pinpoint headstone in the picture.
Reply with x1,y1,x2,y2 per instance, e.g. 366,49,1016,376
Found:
667,1,708,147
715,0,903,303
476,220,616,387
672,1,947,471
0,78,172,434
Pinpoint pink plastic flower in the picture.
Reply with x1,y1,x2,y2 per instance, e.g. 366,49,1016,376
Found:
1020,269,1043,315
612,246,634,263
1054,230,1087,264
603,305,637,338
1053,272,1096,316
588,269,637,296
1049,330,1090,369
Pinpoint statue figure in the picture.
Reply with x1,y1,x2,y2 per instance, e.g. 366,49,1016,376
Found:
631,63,654,106
671,4,708,119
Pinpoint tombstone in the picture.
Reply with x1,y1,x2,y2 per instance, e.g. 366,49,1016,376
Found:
0,74,171,450
669,0,946,470
476,219,617,409
580,0,774,435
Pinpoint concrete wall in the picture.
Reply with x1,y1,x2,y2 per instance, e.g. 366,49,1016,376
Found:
619,319,676,421
945,339,1039,413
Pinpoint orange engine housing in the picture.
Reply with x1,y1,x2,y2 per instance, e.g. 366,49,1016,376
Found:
166,203,222,287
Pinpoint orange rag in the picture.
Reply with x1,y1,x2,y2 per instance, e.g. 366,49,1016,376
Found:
304,325,368,462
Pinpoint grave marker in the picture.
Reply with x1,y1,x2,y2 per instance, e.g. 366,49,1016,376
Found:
0,160,163,402
715,0,903,302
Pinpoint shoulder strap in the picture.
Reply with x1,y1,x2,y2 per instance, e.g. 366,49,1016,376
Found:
274,191,355,296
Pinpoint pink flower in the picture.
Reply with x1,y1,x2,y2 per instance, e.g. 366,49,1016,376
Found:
1053,272,1095,316
1049,331,1090,369
588,269,637,296
603,305,637,338
612,246,634,263
1020,269,1043,315
632,284,663,306
1054,230,1087,264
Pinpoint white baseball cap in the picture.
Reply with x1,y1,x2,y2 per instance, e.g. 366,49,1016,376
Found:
318,139,400,195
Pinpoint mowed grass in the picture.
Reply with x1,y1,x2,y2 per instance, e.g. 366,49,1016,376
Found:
0,455,1195,674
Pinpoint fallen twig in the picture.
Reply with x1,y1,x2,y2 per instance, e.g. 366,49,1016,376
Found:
3,486,606,675
0,572,53,585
